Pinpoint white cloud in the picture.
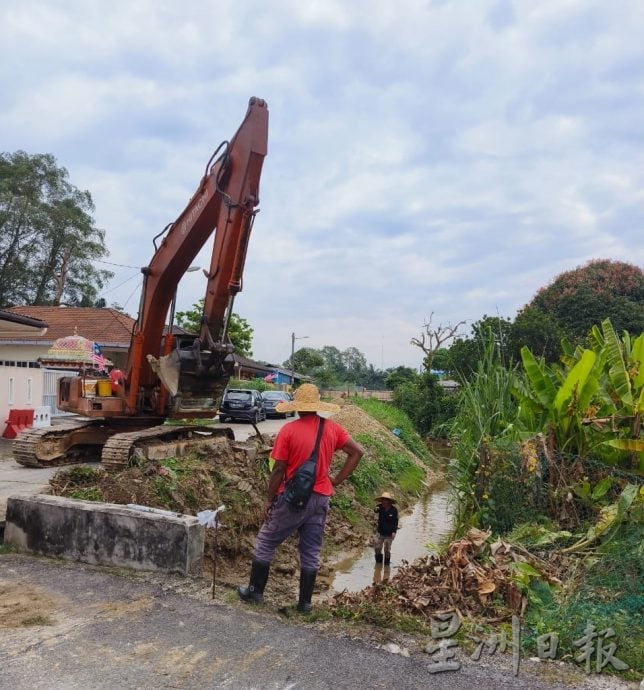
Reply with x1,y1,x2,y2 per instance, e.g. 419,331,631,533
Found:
2,0,643,368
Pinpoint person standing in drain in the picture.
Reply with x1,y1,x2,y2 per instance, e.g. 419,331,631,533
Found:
238,384,364,613
374,491,398,565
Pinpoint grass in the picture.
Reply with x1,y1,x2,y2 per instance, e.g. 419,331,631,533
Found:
68,487,104,501
330,493,360,524
350,433,425,506
352,398,430,462
65,465,102,484
522,521,643,680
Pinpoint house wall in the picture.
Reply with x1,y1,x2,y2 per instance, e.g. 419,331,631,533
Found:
0,364,44,430
0,344,46,361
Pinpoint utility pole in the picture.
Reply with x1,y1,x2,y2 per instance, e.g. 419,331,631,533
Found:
290,331,309,390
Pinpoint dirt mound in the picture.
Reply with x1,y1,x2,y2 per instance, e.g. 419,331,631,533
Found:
332,405,420,463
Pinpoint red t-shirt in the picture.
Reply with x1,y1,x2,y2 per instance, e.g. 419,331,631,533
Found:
271,414,350,496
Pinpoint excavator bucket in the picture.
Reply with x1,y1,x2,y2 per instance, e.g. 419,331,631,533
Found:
147,353,180,397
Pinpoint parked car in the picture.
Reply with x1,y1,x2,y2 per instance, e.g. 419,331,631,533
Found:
261,391,295,419
218,389,267,423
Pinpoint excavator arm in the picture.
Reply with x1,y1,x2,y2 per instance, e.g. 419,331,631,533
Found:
126,97,269,417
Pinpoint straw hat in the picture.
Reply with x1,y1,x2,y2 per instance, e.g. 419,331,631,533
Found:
275,383,340,414
377,491,396,503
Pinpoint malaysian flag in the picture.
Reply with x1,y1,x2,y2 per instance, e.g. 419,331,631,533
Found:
91,342,106,371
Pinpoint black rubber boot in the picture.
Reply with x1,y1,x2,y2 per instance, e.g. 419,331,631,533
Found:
296,569,317,614
238,560,270,604
375,553,383,564
384,555,391,566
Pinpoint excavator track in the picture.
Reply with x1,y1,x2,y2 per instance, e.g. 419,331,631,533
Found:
101,425,235,473
14,420,237,471
13,419,101,467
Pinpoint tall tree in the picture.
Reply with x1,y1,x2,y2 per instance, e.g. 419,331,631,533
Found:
319,345,346,379
528,259,644,343
283,347,325,373
0,151,112,306
175,298,254,357
411,312,465,371
508,304,564,363
341,346,368,382
385,365,418,390
448,315,513,381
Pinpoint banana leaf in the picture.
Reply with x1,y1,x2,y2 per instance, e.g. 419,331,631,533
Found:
521,346,556,407
602,319,633,408
553,349,596,417
562,483,640,552
604,439,644,472
605,439,644,452
631,333,644,390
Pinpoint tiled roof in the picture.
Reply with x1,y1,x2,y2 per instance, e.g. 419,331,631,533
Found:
2,306,136,346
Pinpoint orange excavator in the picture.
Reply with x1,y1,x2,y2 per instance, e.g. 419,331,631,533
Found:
14,97,269,470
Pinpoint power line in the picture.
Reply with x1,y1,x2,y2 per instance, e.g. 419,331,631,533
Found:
95,259,142,269
121,280,142,311
101,272,141,296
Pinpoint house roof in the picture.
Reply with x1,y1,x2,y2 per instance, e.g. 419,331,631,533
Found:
1,307,135,347
0,309,48,336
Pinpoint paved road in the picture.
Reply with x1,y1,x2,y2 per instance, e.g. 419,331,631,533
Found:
1,554,622,690
0,417,290,523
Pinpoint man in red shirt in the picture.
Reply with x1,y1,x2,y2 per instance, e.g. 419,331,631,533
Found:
238,384,363,613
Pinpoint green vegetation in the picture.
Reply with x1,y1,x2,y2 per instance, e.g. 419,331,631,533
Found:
64,465,102,483
329,493,360,524
175,299,254,357
68,487,104,501
352,397,430,461
52,466,105,501
225,377,276,393
520,519,643,679
350,433,425,505
0,151,113,307
446,321,643,678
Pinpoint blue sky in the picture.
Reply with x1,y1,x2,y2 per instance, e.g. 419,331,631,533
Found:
2,0,643,369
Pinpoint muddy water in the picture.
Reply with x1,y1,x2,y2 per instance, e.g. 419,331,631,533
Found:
330,480,453,593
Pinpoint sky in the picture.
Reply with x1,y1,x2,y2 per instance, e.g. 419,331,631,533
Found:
2,0,643,370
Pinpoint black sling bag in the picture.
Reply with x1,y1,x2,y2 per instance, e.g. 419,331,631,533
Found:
283,418,326,510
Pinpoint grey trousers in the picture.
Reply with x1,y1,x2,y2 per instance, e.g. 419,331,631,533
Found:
374,534,394,556
252,492,330,571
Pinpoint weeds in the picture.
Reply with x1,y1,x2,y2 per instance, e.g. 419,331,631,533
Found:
352,398,430,462
349,433,424,505
68,487,104,501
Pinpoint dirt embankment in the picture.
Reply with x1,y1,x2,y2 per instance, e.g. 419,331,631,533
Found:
49,404,437,604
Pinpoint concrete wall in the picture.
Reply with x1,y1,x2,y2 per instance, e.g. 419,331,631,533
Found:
5,495,205,576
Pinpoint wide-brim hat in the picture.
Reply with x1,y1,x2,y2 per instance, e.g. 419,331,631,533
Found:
275,383,340,414
377,491,396,503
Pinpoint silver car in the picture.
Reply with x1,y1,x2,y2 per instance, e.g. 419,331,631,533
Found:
261,391,295,419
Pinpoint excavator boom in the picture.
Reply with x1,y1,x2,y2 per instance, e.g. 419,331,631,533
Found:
129,97,269,417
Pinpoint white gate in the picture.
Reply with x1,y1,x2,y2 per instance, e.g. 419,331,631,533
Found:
43,369,78,417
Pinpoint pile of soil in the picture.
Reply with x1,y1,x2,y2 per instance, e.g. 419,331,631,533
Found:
48,405,436,605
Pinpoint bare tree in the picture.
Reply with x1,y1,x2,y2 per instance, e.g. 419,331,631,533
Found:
411,312,465,371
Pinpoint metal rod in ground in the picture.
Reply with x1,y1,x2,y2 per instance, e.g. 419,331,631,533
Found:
212,517,219,599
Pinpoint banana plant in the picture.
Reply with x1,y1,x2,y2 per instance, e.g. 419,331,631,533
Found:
589,320,644,470
517,345,601,455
